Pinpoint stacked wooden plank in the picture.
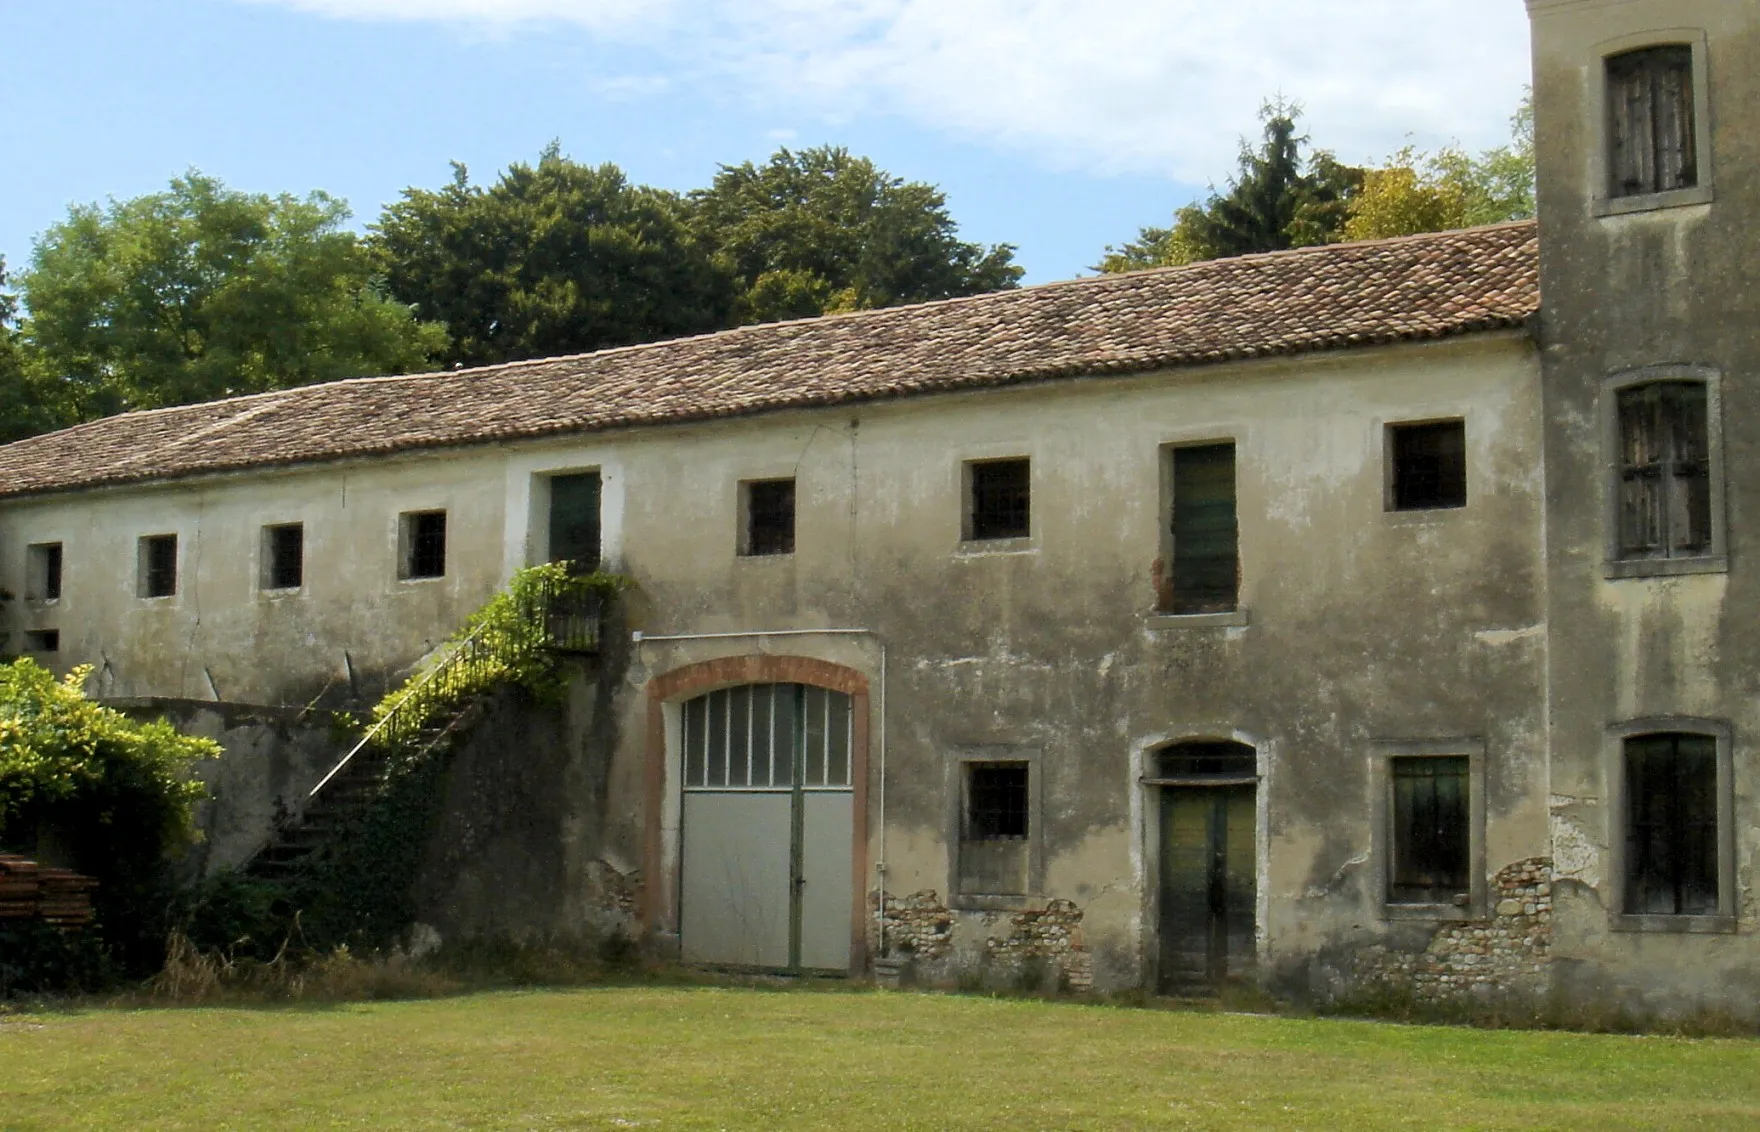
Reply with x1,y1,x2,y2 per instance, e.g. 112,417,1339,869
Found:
0,854,97,929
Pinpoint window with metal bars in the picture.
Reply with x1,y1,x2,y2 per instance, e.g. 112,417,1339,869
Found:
1624,733,1718,916
26,543,61,602
966,763,1029,840
400,511,447,579
262,523,304,591
681,684,852,790
1390,420,1466,511
1165,443,1238,613
138,534,177,598
1617,382,1711,560
742,479,795,556
967,458,1030,541
1607,45,1696,199
1390,757,1470,904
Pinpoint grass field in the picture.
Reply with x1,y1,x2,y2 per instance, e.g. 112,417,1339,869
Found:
4,986,1759,1130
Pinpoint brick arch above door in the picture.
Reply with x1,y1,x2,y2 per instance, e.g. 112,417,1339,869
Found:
647,654,869,702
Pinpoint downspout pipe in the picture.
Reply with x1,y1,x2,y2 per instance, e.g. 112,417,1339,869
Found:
631,627,889,962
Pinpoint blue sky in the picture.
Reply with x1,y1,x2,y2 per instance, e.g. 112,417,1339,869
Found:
1,0,1532,288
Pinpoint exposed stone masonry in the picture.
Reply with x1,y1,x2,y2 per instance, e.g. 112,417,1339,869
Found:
879,890,1092,991
1351,858,1553,1000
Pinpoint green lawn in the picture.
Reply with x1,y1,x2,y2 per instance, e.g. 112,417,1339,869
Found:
3,987,1758,1130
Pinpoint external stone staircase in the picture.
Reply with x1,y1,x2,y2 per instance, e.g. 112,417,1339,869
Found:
243,568,604,881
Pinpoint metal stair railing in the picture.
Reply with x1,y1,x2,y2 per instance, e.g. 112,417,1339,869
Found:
306,577,603,801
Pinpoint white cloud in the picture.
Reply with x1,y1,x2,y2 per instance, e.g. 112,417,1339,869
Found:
241,0,1533,179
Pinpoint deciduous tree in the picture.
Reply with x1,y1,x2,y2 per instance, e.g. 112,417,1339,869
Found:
22,174,444,422
371,146,735,368
691,146,1022,324
1343,95,1536,241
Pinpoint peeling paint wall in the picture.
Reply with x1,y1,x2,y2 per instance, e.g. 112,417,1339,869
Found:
1531,0,1760,1016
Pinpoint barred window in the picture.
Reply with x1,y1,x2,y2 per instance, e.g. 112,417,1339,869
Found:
138,534,177,598
1617,382,1710,560
262,523,304,591
681,684,851,790
1390,421,1467,511
1608,46,1697,199
967,459,1030,541
743,479,796,557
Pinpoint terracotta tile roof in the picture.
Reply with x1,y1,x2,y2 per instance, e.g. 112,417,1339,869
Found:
0,221,1539,500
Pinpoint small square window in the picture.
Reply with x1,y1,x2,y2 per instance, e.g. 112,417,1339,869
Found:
261,523,304,591
138,535,178,599
26,543,62,602
399,511,447,579
742,479,796,557
967,458,1030,542
23,629,59,654
1607,45,1696,200
1389,421,1466,511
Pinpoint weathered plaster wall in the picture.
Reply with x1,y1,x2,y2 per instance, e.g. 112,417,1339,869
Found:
1530,0,1760,1015
109,698,344,877
411,650,638,946
0,332,1549,995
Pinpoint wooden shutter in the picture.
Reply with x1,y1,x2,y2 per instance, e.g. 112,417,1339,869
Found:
1667,383,1711,553
1653,47,1696,191
1170,444,1239,614
1618,386,1664,556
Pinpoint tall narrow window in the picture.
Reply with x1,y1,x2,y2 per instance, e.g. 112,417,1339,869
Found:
25,543,62,601
547,472,601,573
1607,46,1697,199
138,534,178,599
261,523,304,591
1624,733,1718,916
1390,757,1470,904
1166,443,1238,613
1618,382,1711,560
966,458,1030,541
960,762,1031,896
400,511,447,579
1390,420,1467,511
742,478,796,556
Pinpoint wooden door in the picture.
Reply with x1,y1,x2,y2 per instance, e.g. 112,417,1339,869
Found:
1158,784,1256,991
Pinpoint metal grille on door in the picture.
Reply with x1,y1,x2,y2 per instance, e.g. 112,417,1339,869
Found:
679,684,855,972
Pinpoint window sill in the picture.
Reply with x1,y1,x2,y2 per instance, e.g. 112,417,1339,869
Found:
258,587,306,600
1611,913,1735,935
1147,609,1248,630
1604,554,1727,580
735,551,795,562
1593,185,1714,217
1383,505,1466,525
954,538,1037,558
396,575,447,585
1383,902,1478,923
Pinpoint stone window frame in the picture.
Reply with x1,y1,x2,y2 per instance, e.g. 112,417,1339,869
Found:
1369,739,1487,922
136,533,180,601
1601,365,1727,580
396,508,449,582
257,521,306,595
945,745,1044,911
1590,28,1714,218
1605,716,1736,935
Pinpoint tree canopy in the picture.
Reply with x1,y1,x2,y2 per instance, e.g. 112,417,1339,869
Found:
690,145,1022,324
0,258,58,445
371,145,735,369
21,174,444,422
0,659,218,972
1097,104,1362,273
1099,95,1536,273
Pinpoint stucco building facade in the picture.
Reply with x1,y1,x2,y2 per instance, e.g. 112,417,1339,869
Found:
1,0,1755,1013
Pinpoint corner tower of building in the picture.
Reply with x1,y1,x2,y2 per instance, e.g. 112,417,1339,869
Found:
1528,0,1760,1011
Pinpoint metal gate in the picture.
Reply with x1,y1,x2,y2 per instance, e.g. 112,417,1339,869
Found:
679,683,854,972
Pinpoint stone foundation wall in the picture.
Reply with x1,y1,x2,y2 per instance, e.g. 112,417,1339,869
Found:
878,890,1092,991
1349,858,1554,1001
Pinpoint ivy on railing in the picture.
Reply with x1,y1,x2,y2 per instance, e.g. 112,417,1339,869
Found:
312,565,624,793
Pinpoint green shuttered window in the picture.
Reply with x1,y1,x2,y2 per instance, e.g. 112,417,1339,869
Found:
1167,444,1239,614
